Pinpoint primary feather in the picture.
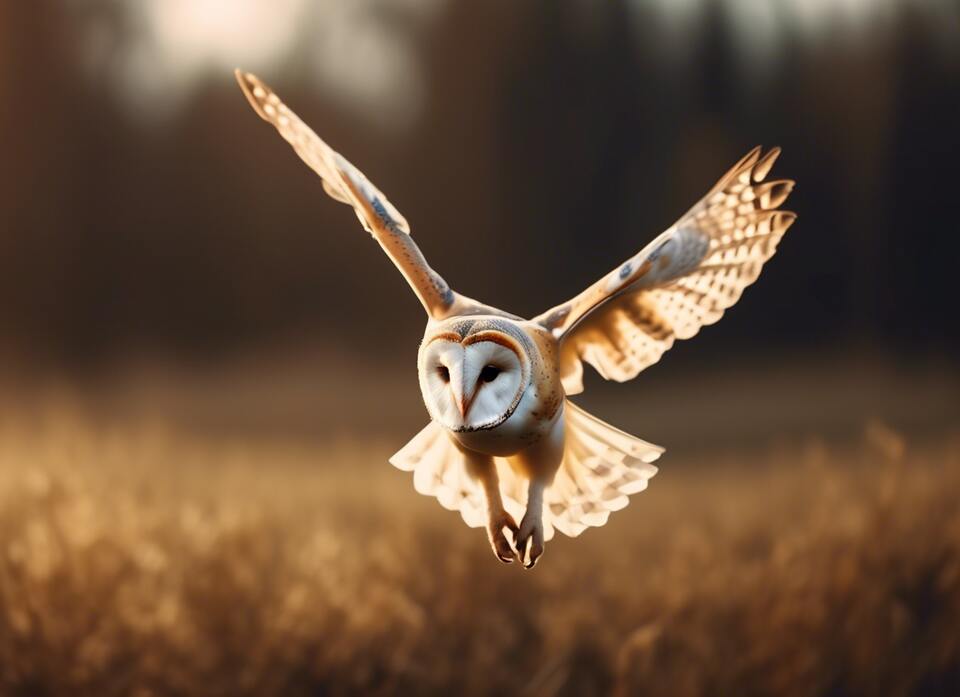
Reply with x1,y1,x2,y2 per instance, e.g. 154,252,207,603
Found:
234,70,467,319
537,146,796,394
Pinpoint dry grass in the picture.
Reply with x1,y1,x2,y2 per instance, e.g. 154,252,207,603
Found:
0,405,958,696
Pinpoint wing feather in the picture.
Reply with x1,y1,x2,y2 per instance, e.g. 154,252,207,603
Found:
391,423,543,534
236,70,465,319
390,422,488,528
536,147,796,393
545,401,662,537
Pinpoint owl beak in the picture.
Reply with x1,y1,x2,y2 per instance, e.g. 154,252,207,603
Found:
451,378,474,419
457,394,473,419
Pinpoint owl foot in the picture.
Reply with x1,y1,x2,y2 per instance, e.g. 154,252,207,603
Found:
487,511,520,563
515,511,545,569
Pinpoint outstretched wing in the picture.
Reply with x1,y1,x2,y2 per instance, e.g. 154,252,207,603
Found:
535,147,796,394
236,70,465,320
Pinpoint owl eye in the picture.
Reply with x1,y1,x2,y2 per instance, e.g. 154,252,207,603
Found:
437,365,450,382
480,365,500,383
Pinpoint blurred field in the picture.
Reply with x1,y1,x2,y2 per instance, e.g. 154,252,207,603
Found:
0,367,959,697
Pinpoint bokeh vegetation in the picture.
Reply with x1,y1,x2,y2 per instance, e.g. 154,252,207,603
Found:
1,397,957,696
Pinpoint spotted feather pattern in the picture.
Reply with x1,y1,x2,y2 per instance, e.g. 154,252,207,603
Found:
545,400,661,537
538,147,796,394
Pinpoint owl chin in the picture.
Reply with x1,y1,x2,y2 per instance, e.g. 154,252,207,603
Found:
429,393,522,433
447,404,519,433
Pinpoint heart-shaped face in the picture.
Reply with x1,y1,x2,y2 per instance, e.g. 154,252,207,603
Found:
418,330,529,432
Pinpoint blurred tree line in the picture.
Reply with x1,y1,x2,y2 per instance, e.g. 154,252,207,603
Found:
0,0,957,370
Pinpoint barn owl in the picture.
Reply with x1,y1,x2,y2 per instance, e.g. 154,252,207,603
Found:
236,70,796,568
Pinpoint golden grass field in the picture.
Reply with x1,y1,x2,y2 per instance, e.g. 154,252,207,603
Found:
0,362,958,697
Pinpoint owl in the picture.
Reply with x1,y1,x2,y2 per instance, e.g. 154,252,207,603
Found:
236,70,796,568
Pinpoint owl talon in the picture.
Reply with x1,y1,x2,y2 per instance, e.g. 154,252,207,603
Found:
515,512,544,569
487,512,519,563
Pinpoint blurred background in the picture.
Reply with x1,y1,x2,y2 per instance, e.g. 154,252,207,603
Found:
0,1,959,695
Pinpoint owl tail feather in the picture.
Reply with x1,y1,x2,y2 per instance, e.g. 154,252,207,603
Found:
544,400,663,538
389,421,490,529
388,402,663,541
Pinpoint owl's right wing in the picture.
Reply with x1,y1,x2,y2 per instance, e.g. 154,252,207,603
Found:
236,70,473,320
534,147,796,394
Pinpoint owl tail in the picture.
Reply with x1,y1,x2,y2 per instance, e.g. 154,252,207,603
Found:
389,402,662,541
544,400,663,538
389,421,490,529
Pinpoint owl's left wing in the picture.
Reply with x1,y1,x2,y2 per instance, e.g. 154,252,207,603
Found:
535,147,796,394
236,70,467,320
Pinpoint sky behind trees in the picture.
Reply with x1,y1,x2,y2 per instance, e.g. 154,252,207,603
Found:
1,0,958,368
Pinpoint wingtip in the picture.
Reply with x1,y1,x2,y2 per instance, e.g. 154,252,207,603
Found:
642,449,664,464
234,67,253,93
741,145,764,166
779,210,798,226
721,146,764,187
234,68,271,121
754,146,783,181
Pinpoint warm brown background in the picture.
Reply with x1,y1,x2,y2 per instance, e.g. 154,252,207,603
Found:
0,2,959,695
1,1,958,369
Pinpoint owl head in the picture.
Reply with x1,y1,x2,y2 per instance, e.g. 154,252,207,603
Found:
418,321,531,432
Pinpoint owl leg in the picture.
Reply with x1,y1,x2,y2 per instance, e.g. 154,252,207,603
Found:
463,448,518,563
516,480,546,569
510,413,565,569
